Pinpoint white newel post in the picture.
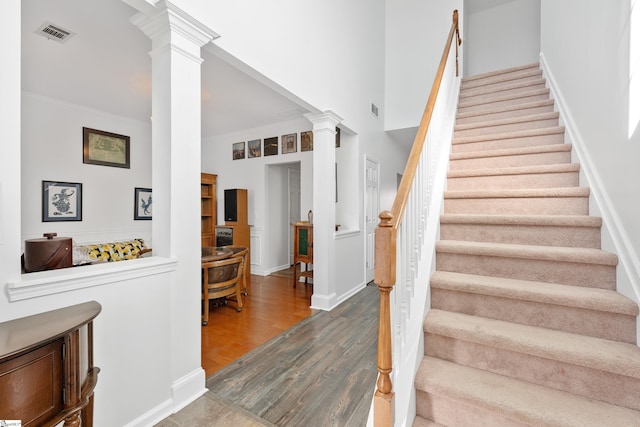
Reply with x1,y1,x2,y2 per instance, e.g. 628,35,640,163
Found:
305,111,343,310
132,3,218,410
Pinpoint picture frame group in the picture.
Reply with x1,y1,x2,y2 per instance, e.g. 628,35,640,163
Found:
231,127,340,160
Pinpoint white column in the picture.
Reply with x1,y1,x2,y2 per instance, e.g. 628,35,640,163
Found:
132,3,217,409
305,111,343,310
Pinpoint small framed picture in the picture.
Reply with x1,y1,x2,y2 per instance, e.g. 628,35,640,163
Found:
42,181,82,222
335,127,341,148
248,139,261,158
134,187,152,220
83,127,130,168
232,142,245,160
301,131,313,152
282,133,297,154
264,137,278,156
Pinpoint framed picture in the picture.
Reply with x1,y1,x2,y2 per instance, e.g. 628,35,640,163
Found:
83,127,130,168
232,142,245,160
282,133,297,154
134,187,152,220
248,139,261,158
301,131,313,152
264,136,278,156
335,127,341,148
42,181,82,222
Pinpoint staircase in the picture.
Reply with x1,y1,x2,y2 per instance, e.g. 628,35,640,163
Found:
413,63,640,426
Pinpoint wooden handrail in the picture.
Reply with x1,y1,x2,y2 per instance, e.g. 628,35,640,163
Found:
373,10,461,426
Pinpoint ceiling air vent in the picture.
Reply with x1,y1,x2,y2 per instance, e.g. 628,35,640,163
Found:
35,22,75,44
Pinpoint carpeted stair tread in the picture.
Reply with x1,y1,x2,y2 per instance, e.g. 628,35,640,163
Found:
444,187,590,200
458,87,550,110
430,271,639,316
460,67,541,88
455,111,559,133
459,79,547,102
424,310,640,378
450,142,571,161
456,99,554,123
435,240,618,266
440,213,600,227
415,357,640,427
447,163,579,179
452,126,565,147
461,63,541,86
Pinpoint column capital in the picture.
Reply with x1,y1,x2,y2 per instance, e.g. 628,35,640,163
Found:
131,0,219,62
304,110,343,132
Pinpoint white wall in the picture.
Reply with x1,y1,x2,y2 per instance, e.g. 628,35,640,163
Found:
540,0,640,310
21,93,152,246
385,0,464,130
464,0,541,77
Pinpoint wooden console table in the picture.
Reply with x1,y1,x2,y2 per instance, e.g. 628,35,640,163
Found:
0,301,101,427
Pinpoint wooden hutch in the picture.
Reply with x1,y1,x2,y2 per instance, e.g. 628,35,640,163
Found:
200,173,217,247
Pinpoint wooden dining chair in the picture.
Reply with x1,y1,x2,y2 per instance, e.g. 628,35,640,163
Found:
201,256,244,326
222,246,249,295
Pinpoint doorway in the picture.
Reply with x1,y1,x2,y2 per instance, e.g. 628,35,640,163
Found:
365,156,380,284
288,168,301,265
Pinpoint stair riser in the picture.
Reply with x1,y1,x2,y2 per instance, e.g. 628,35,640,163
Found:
447,170,579,191
439,221,600,248
456,103,555,125
416,390,529,427
435,252,616,289
444,195,589,215
424,333,640,411
454,117,559,139
431,289,635,342
449,151,571,171
460,82,547,104
458,92,550,114
452,132,564,153
460,76,545,98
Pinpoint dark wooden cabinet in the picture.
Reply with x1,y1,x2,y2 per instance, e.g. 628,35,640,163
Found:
293,223,313,287
0,301,101,427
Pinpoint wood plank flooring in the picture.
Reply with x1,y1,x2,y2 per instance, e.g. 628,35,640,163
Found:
157,272,379,426
201,272,317,376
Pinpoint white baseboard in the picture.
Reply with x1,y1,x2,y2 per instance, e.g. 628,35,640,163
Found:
124,367,208,427
171,367,208,413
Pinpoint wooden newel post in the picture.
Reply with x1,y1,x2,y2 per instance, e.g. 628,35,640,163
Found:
374,211,396,426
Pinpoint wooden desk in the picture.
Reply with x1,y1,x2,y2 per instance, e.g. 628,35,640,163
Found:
0,301,101,427
201,246,233,263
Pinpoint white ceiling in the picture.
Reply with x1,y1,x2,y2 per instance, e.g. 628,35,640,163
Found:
21,0,306,139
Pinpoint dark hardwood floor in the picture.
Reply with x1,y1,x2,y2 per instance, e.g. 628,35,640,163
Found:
157,270,380,426
201,271,317,377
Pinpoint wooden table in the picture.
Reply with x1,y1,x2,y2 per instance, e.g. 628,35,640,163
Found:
201,246,233,262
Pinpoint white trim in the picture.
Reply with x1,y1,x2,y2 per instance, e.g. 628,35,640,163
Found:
540,52,640,341
7,257,177,301
171,367,208,413
310,291,337,311
121,367,207,427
